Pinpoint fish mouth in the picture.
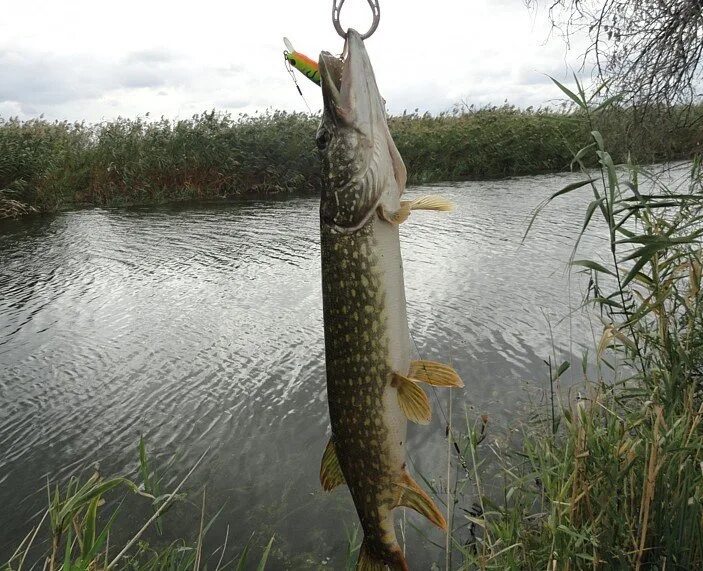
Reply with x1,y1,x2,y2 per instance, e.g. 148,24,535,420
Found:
319,50,343,118
319,29,384,131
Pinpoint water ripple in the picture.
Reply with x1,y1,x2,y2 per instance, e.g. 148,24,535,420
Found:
0,174,625,564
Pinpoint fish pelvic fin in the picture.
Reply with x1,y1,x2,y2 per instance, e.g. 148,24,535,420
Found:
392,373,431,425
320,437,345,491
356,538,408,571
409,360,464,388
396,471,448,531
378,195,454,225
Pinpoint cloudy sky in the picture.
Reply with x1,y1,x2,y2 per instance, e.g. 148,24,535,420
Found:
0,0,591,122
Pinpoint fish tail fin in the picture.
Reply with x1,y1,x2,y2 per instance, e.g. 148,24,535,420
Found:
356,538,409,571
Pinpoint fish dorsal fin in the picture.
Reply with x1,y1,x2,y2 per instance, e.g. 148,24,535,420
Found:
320,437,346,491
392,373,431,425
396,471,447,531
409,360,464,388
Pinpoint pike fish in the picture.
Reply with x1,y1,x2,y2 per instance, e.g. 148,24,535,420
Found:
317,29,464,571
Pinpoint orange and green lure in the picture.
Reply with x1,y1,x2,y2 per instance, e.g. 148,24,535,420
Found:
284,37,321,86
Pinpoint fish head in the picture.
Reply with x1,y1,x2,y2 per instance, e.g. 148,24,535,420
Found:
317,29,406,232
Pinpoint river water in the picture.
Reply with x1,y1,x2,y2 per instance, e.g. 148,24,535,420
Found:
0,172,609,567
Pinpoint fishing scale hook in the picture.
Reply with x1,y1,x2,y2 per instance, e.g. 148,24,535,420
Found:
332,0,380,40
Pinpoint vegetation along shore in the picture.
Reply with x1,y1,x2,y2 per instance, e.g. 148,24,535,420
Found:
1,103,701,219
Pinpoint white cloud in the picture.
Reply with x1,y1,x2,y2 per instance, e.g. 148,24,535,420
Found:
0,0,593,122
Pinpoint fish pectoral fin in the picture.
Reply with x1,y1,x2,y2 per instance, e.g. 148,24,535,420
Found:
409,360,464,388
392,373,431,425
378,195,454,226
378,203,411,225
405,195,454,212
320,437,346,491
396,471,447,531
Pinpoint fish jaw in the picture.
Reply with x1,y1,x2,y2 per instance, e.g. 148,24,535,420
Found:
339,29,387,143
317,29,405,232
319,29,385,138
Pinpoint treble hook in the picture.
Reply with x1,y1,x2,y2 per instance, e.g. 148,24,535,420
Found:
332,0,380,40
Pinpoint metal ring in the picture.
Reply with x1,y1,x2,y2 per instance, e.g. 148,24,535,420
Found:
332,0,381,40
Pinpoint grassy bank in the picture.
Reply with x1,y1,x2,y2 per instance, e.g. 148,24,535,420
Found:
1,104,701,218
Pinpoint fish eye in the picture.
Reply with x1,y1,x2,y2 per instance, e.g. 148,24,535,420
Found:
316,129,331,150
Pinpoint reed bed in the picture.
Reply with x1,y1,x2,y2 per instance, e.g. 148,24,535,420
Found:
1,104,701,218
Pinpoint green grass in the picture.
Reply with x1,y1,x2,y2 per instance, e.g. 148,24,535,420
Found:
0,111,322,218
438,79,703,569
1,103,701,218
3,438,274,571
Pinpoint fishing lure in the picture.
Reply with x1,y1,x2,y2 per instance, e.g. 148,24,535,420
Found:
283,37,321,86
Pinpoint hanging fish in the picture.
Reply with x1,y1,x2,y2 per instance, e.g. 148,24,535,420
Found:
283,37,321,86
317,29,463,570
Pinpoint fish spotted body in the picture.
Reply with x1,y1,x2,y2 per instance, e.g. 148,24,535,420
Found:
321,218,410,567
317,30,463,570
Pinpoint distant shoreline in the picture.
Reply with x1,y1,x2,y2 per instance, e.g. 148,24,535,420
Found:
1,105,700,219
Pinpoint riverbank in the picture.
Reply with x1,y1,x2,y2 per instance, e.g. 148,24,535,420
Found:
5,146,702,567
1,104,701,219
0,169,603,568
